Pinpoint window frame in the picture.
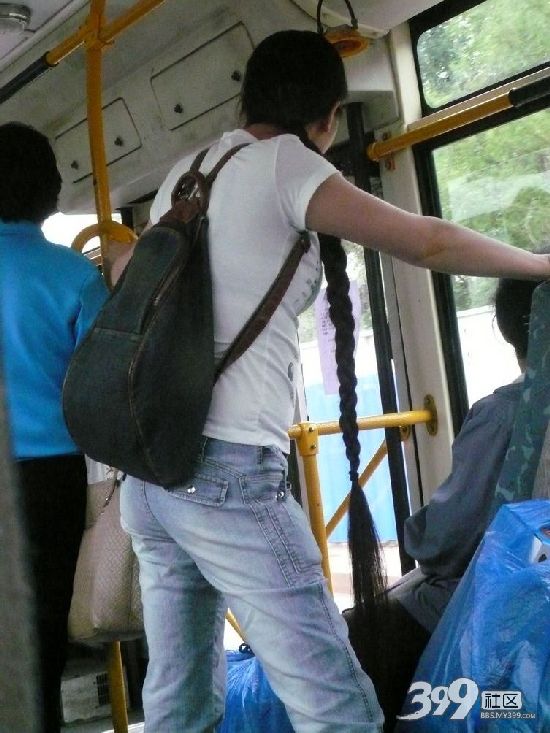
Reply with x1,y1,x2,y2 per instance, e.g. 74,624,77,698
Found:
409,0,550,114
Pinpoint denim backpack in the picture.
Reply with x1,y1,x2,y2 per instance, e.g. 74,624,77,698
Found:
63,144,310,487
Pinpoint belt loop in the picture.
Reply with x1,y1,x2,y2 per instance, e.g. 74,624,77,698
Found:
197,436,208,462
257,446,264,465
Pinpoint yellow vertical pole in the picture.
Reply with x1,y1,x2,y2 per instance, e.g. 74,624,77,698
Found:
85,0,113,266
105,642,129,732
295,423,333,593
226,609,244,640
87,6,127,728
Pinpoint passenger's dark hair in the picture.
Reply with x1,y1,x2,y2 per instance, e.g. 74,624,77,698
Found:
241,30,347,130
242,30,387,630
0,122,61,224
495,245,550,360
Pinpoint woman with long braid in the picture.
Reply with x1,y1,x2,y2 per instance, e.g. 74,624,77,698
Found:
121,30,550,732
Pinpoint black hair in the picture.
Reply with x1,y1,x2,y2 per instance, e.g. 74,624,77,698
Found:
495,245,550,360
242,30,387,632
241,30,347,130
0,122,61,224
321,234,387,627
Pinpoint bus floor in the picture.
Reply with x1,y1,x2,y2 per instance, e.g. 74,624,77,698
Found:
60,542,401,733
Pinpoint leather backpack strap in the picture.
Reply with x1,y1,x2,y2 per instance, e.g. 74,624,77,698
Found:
189,147,209,173
188,142,248,179
215,231,312,380
205,143,249,186
169,143,249,222
175,141,309,379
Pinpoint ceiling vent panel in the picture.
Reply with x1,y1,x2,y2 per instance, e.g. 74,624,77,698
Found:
151,23,252,131
54,97,141,183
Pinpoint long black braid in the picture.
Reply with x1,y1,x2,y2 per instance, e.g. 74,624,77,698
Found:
279,126,388,636
240,28,388,641
319,234,387,630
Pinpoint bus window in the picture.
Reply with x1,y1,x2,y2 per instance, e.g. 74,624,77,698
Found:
431,108,550,404
415,0,549,109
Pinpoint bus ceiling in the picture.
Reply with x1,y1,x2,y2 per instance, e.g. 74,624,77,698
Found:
0,0,445,213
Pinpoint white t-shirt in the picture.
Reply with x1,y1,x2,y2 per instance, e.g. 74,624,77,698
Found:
150,129,338,451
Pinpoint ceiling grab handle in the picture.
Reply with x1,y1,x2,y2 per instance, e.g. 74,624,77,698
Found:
71,221,137,254
315,0,370,57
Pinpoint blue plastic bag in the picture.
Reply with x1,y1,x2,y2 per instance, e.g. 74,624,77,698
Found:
216,645,294,733
397,500,550,732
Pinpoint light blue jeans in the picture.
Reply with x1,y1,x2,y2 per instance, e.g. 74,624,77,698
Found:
121,437,383,732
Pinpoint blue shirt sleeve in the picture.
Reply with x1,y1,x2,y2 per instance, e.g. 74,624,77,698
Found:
404,385,520,579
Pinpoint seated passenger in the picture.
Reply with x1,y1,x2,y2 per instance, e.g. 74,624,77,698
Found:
345,262,548,732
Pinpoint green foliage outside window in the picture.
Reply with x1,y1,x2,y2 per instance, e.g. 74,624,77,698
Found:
434,109,550,311
417,0,549,109
416,0,549,312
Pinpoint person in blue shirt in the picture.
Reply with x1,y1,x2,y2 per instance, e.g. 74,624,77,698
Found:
0,122,108,733
345,263,548,732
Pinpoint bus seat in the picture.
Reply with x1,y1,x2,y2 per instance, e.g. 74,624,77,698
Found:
491,280,550,513
397,499,550,730
534,420,550,499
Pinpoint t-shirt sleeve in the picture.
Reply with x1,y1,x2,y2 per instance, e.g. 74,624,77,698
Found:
274,136,339,232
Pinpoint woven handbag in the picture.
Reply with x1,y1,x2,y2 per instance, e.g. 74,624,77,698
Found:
68,470,143,643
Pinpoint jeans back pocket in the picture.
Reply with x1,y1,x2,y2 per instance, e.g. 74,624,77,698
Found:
170,471,228,506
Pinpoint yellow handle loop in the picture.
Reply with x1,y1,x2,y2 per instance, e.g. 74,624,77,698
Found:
71,220,137,252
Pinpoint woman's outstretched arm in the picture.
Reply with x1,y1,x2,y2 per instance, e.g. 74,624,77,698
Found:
306,173,550,281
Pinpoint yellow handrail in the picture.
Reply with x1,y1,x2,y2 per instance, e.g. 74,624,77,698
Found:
218,407,433,646
71,219,137,287
100,0,168,43
105,641,128,733
290,400,437,590
367,93,511,161
325,440,388,538
71,221,137,253
288,407,434,440
226,609,244,641
80,0,136,270
294,423,333,591
45,0,167,66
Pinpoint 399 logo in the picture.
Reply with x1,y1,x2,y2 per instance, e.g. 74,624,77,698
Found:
398,678,479,721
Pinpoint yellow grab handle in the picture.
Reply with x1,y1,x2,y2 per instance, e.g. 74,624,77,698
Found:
71,220,137,253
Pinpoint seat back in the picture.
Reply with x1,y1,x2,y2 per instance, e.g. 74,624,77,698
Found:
492,281,550,513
